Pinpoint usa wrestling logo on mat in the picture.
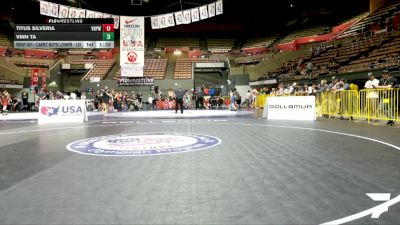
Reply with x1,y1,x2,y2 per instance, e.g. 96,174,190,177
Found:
66,132,221,156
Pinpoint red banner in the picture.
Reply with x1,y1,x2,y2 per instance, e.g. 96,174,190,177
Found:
31,68,39,87
41,69,47,89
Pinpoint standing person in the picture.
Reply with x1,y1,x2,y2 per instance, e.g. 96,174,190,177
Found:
375,70,398,126
175,86,185,114
364,72,380,121
235,89,241,109
196,87,204,109
1,90,10,114
22,91,28,111
101,89,109,112
230,89,237,111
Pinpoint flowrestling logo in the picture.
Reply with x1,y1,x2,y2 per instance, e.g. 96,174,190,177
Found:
66,133,221,156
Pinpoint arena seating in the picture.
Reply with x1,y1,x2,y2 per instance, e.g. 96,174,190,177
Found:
235,52,274,65
4,57,54,68
70,59,116,80
207,39,236,53
338,3,400,38
255,30,400,82
156,38,200,49
114,58,168,80
0,74,22,85
242,36,278,49
339,36,400,73
174,58,219,79
68,49,92,55
0,34,11,47
278,26,326,44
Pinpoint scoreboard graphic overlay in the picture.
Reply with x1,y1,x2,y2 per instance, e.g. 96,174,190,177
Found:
14,19,114,49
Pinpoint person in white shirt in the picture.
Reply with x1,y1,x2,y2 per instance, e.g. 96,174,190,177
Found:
364,72,379,121
70,92,77,100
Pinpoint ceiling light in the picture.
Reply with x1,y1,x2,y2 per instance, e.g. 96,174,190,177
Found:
173,49,182,55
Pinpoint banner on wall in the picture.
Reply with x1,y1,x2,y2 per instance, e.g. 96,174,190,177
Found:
40,0,222,30
166,14,175,27
31,68,39,87
191,8,200,22
58,5,69,18
40,1,59,18
120,16,145,77
208,3,216,18
216,0,223,15
94,12,104,18
41,69,47,89
199,5,208,20
86,10,95,18
151,17,160,29
76,9,86,18
112,15,120,29
183,10,191,24
174,11,184,25
68,7,79,18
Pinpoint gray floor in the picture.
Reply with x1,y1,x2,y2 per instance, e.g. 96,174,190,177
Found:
0,114,399,225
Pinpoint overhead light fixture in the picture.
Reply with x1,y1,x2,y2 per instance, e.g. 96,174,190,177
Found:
131,0,143,5
173,49,182,55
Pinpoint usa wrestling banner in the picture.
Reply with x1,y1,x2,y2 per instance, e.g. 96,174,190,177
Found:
120,16,145,77
31,68,39,87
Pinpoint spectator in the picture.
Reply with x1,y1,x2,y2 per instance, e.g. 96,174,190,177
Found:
364,72,380,121
375,70,398,126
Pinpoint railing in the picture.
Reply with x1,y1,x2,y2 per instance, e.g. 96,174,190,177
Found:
255,89,400,123
316,89,399,122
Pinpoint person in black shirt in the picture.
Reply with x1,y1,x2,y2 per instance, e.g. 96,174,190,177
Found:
375,70,398,126
21,91,28,111
175,87,185,114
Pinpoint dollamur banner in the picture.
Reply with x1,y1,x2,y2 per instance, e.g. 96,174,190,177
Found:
120,16,145,77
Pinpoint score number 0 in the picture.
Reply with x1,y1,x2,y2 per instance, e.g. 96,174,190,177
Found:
102,24,114,41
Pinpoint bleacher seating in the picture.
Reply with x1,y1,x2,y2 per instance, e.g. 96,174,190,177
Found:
278,26,326,44
339,36,400,73
70,59,116,80
4,57,54,68
207,39,235,53
242,36,278,49
114,58,168,80
174,58,218,79
0,34,11,47
68,49,92,55
338,3,400,38
0,74,22,85
254,30,400,82
156,38,200,48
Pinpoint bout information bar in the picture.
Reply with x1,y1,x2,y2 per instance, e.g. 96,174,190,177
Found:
14,19,114,49
14,41,114,49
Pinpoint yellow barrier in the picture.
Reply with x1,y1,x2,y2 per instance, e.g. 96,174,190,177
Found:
359,89,399,122
256,94,267,108
315,89,399,123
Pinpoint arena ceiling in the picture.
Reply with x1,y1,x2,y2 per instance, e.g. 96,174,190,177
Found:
2,0,371,36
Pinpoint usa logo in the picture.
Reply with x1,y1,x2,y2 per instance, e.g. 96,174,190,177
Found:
40,106,60,117
66,133,221,156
